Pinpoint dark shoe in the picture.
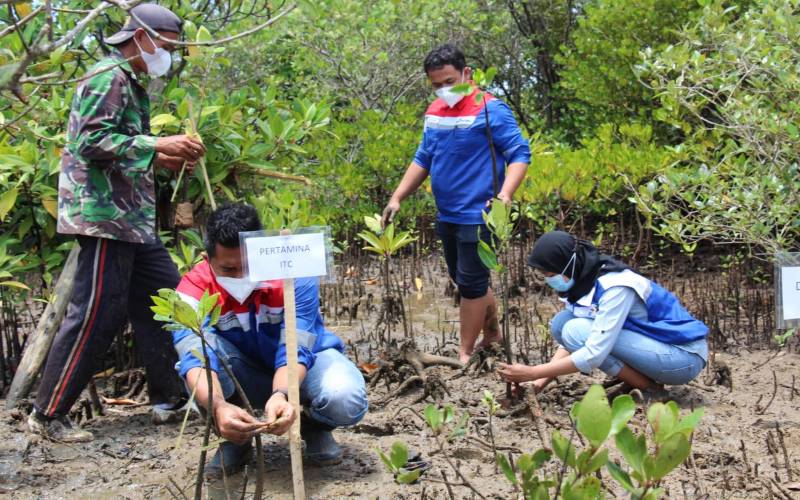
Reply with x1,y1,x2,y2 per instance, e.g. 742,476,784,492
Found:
27,410,93,443
630,385,671,405
151,398,196,425
205,441,252,479
302,421,343,466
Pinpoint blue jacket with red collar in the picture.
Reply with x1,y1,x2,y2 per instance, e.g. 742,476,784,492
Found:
172,260,344,378
413,89,531,225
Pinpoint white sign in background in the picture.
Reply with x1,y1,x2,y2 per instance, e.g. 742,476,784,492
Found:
245,232,327,281
781,266,800,321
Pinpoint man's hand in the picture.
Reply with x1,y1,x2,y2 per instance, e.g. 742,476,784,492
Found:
155,134,206,161
381,199,400,229
496,192,512,205
213,401,261,444
497,362,537,384
154,153,196,173
264,392,296,436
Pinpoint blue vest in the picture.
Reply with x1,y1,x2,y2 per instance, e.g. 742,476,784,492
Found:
589,270,708,345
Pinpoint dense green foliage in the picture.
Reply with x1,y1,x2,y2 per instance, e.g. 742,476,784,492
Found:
1,0,798,298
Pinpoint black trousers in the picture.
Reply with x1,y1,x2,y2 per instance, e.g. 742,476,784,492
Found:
35,236,184,418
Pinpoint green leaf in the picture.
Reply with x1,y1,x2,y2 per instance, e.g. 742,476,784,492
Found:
496,453,518,485
0,280,30,290
574,384,612,447
648,433,691,481
364,214,383,234
584,448,609,474
174,299,199,330
0,188,18,221
396,469,421,484
389,441,408,470
615,427,647,478
647,401,679,444
551,430,576,468
672,407,704,438
606,461,635,492
196,26,213,44
376,447,395,473
424,404,441,432
565,476,601,499
150,113,179,130
451,82,472,96
477,239,498,271
610,394,636,436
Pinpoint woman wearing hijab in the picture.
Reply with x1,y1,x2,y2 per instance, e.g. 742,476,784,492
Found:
497,231,708,394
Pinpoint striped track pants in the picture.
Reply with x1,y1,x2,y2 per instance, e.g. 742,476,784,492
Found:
35,236,184,418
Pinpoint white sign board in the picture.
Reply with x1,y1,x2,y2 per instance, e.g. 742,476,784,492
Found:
780,266,800,321
244,232,327,281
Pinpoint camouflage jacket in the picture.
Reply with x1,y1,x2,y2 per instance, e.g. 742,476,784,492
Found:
57,53,158,244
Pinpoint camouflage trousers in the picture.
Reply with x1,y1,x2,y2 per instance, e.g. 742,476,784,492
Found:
35,236,184,418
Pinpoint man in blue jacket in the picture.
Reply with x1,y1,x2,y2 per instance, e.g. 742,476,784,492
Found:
382,44,531,364
173,203,368,477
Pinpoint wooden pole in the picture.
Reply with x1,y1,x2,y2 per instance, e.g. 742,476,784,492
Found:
5,245,79,409
282,277,306,500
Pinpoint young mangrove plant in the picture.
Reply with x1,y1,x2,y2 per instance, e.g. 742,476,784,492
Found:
357,214,417,339
151,288,267,500
379,384,703,499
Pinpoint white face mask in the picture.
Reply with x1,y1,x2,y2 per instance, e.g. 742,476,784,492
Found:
434,70,468,108
216,276,257,304
134,32,172,77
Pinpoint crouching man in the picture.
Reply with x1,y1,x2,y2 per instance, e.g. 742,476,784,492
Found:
172,203,368,477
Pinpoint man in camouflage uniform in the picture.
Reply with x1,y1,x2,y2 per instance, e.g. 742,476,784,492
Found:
28,4,206,442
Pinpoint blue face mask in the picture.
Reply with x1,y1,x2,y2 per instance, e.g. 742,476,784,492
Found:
545,253,576,292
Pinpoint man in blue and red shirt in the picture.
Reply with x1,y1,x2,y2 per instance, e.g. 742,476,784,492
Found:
173,204,367,477
382,44,531,364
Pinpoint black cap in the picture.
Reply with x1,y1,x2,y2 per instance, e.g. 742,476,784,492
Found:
104,3,182,46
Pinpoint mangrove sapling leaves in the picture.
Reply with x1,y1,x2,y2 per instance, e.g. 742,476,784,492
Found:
646,433,691,481
572,384,612,447
376,447,396,473
174,299,200,331
551,430,577,468
496,453,517,485
671,407,704,439
395,469,422,484
610,394,637,436
452,83,472,96
477,239,499,271
564,475,602,500
447,412,469,441
424,404,441,433
389,441,409,470
647,401,680,444
606,460,636,492
615,427,647,480
364,214,383,234
581,448,609,475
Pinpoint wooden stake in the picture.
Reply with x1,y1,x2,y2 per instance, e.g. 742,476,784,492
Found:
6,245,79,409
282,277,306,500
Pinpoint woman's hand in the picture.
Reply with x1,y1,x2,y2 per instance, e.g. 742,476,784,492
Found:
497,362,538,383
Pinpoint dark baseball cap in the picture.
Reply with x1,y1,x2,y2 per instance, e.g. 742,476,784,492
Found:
104,3,182,46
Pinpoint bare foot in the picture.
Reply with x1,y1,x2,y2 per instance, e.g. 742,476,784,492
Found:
475,334,503,351
459,351,472,364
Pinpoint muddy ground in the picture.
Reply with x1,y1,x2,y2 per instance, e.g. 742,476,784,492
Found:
0,256,798,499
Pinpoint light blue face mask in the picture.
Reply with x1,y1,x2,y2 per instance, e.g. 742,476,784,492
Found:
545,252,576,292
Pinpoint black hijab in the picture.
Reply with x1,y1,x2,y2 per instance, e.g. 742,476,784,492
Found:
527,231,630,303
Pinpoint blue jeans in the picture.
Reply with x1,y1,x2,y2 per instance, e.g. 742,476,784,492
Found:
550,310,705,385
175,333,368,428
